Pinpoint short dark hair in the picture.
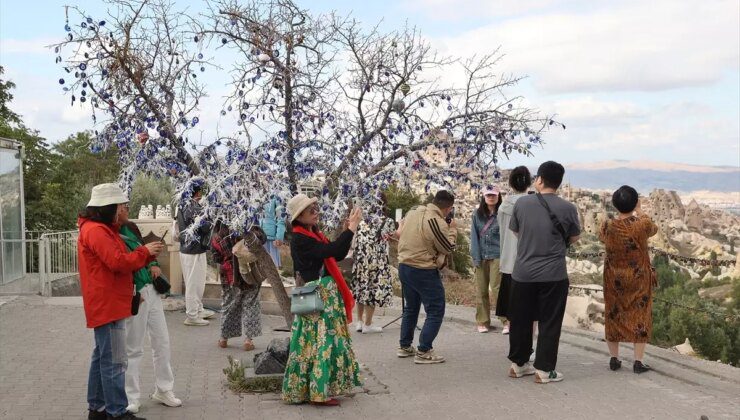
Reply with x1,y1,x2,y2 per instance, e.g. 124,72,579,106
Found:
78,204,118,225
509,166,532,193
432,190,455,209
612,185,639,214
537,161,565,190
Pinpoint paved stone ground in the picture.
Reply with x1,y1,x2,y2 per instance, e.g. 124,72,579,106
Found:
1,295,738,420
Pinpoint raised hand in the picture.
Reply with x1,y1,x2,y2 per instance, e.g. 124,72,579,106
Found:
348,207,363,232
145,242,164,256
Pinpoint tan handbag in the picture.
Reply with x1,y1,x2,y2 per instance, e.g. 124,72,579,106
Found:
232,239,259,286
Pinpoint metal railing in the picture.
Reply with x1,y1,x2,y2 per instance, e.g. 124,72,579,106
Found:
24,231,45,273
39,231,79,296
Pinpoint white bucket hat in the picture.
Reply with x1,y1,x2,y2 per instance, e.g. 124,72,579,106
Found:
87,183,128,207
287,193,318,223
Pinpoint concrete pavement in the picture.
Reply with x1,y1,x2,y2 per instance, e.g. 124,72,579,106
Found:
0,295,738,419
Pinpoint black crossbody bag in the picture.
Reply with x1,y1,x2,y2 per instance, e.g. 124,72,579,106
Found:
535,193,571,248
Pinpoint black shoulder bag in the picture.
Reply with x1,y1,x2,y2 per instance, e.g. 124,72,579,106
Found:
535,193,571,248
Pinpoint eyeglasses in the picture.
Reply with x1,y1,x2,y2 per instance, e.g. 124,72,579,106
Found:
307,205,320,215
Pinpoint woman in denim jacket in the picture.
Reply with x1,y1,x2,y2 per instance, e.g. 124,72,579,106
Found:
470,186,503,333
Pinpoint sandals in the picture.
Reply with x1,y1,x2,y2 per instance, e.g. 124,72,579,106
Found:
311,398,340,406
219,338,255,351
243,340,255,351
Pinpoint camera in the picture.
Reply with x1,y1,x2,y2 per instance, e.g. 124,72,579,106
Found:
445,207,455,224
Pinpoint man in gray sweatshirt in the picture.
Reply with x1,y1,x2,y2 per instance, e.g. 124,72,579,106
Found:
507,161,580,384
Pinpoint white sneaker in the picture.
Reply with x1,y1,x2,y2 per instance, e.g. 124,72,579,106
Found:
362,324,382,334
502,325,510,335
509,362,536,378
535,369,564,384
151,389,183,407
184,317,209,326
126,401,140,413
199,309,216,319
355,321,363,332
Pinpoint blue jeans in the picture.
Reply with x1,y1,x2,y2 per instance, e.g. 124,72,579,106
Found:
398,264,446,352
87,319,128,416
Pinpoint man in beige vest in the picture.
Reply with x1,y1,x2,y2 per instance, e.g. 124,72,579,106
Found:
396,190,457,364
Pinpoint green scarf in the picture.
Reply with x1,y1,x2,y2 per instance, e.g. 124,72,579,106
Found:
120,225,159,292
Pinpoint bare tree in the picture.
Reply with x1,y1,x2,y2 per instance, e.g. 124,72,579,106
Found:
194,0,560,228
54,0,562,238
328,22,556,202
52,0,206,189
196,0,346,196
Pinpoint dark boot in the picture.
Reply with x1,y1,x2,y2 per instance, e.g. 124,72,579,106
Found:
633,360,652,374
609,357,622,371
88,409,107,420
107,412,146,420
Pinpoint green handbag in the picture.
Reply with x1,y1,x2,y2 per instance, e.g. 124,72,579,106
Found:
290,283,324,315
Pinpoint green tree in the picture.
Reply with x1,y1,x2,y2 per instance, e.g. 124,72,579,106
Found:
37,132,120,230
651,256,740,365
128,176,175,218
451,231,472,276
0,65,58,230
384,184,421,218
0,66,21,126
710,250,720,276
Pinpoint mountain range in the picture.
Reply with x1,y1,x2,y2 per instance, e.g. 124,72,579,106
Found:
556,160,739,193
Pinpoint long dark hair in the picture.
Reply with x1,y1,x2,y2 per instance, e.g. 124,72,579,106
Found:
477,194,502,219
79,204,118,226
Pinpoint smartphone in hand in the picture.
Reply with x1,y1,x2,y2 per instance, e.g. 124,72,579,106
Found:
445,207,455,224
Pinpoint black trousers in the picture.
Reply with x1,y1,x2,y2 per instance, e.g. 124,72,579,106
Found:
508,278,569,372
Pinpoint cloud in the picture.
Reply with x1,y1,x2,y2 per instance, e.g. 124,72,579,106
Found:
400,0,567,21
563,100,738,161
428,0,739,93
0,38,58,55
547,97,645,126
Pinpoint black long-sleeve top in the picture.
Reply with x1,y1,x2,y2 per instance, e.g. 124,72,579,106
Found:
290,229,354,283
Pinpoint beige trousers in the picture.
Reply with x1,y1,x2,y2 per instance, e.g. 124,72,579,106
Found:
475,259,502,326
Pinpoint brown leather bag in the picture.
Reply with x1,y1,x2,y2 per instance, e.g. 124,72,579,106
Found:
232,239,260,286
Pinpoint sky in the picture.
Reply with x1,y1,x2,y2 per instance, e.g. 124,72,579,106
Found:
0,0,738,169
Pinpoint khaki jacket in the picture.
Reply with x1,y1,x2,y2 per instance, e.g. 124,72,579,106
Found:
398,204,457,269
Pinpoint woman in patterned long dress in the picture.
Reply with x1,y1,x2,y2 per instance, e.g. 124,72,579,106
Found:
282,194,363,406
599,186,658,374
351,199,396,334
211,223,262,352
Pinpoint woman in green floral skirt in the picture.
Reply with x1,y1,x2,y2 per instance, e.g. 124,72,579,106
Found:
282,194,363,406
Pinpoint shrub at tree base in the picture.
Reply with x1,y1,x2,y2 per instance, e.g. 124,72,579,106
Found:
223,356,282,394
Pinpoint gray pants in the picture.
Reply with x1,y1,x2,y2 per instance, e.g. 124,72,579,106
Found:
220,285,262,340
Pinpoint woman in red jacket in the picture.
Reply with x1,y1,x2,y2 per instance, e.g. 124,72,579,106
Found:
78,183,163,420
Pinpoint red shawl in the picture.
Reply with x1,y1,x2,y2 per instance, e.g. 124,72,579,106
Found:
292,225,354,322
